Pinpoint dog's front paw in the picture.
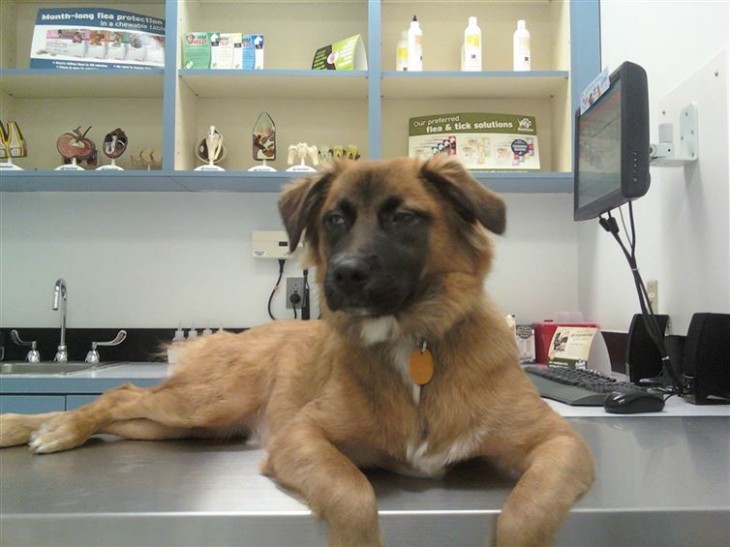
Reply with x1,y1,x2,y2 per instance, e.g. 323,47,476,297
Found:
0,414,36,447
28,417,90,454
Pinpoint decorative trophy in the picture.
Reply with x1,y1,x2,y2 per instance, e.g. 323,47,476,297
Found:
249,111,277,172
0,121,27,171
286,142,319,172
56,126,97,170
195,125,226,171
97,127,128,171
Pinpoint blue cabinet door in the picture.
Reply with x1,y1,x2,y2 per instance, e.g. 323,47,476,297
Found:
0,396,66,413
66,395,100,410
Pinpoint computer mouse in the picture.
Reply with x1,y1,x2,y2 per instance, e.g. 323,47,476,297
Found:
603,390,665,414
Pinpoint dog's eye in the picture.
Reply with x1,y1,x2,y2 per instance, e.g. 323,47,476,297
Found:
391,210,418,225
325,212,346,227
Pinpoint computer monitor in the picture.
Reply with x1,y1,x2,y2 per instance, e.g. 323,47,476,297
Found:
574,61,651,221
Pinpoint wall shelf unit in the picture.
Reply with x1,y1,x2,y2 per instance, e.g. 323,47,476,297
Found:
0,0,599,194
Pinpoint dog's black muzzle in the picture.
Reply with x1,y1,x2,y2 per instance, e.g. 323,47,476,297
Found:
325,252,414,316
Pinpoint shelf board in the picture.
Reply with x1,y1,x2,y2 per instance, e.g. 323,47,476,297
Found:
0,68,164,99
0,169,572,194
381,70,569,100
179,69,369,99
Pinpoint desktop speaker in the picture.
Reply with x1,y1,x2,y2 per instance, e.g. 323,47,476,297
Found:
625,313,669,383
682,313,730,405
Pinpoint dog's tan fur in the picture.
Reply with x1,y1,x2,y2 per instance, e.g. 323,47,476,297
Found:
0,156,594,546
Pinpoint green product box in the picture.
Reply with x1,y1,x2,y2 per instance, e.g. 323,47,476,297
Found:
182,32,211,69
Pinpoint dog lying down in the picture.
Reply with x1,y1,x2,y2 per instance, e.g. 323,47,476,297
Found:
0,155,594,546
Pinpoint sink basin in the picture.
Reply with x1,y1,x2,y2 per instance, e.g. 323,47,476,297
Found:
0,362,119,375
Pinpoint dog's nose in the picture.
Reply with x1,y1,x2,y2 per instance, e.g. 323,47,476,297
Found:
332,256,371,295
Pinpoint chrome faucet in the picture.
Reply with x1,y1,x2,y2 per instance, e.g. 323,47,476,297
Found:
52,278,68,363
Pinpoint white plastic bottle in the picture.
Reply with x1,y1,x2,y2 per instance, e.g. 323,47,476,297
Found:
396,30,408,71
167,326,185,365
407,15,423,72
462,16,482,71
513,19,531,71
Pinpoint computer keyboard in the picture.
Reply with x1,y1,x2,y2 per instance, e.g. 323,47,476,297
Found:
524,364,651,406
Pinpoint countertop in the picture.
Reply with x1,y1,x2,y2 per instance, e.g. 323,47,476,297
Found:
0,363,168,394
1,416,729,546
1,364,729,546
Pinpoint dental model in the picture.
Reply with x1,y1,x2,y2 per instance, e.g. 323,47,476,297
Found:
194,125,226,171
97,127,128,171
286,142,319,172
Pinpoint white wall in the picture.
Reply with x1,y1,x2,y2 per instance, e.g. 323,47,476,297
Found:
579,0,730,333
0,190,577,329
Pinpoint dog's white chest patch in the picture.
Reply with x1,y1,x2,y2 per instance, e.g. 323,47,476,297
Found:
403,431,485,478
360,316,401,345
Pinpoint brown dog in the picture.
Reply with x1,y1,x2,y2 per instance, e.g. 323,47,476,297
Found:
0,156,594,546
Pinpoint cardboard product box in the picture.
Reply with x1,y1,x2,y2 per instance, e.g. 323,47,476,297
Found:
210,32,242,69
182,32,211,69
242,34,264,70
408,112,540,170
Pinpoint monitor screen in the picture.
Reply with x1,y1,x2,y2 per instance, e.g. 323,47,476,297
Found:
574,61,650,221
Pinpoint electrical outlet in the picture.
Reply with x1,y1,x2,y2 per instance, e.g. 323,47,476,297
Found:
286,277,304,309
646,279,659,312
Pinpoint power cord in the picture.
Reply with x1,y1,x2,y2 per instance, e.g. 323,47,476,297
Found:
599,203,684,397
301,268,311,320
267,259,286,321
289,289,301,319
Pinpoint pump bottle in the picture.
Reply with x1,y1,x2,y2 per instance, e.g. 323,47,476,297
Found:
407,15,423,71
513,19,531,71
462,16,482,71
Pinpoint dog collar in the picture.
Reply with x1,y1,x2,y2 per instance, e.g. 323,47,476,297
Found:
409,341,434,385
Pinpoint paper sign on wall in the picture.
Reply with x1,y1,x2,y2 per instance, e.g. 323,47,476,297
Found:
408,112,540,170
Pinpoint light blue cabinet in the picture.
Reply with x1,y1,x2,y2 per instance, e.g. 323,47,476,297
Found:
0,1,599,194
0,396,66,413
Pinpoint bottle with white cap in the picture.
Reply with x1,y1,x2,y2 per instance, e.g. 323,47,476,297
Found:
513,19,531,71
462,16,482,71
396,30,408,71
407,15,423,71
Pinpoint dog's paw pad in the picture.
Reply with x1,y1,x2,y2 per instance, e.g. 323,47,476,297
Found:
28,419,84,454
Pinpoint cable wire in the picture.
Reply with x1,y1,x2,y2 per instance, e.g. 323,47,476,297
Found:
267,259,286,321
599,203,684,396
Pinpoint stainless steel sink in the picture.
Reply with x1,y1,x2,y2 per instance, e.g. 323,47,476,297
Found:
0,362,120,375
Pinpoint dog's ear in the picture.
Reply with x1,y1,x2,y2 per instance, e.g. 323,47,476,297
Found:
278,166,336,252
420,155,506,234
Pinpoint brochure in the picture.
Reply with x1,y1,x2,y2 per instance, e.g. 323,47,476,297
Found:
30,7,165,70
312,34,367,70
547,327,598,369
408,112,540,170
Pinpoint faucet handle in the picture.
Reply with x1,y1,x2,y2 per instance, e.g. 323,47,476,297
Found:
85,330,127,364
10,330,41,363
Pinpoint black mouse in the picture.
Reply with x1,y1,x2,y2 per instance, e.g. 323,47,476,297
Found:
603,390,665,414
